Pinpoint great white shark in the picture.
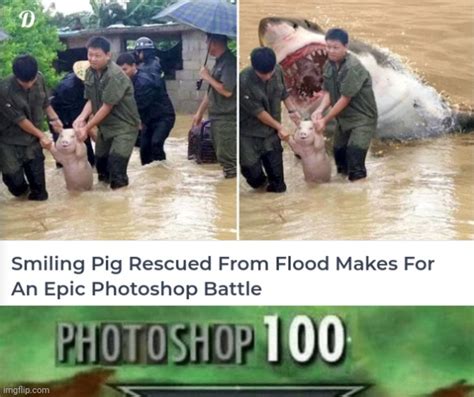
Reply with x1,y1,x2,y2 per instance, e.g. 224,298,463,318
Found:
258,17,474,139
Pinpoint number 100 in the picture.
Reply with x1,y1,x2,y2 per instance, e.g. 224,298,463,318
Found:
264,315,346,363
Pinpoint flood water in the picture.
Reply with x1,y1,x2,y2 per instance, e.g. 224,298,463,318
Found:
0,115,237,240
239,0,474,240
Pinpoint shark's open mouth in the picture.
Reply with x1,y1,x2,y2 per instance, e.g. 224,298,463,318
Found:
280,43,327,106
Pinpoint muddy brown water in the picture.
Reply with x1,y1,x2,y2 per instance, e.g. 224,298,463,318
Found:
239,0,474,240
0,115,237,240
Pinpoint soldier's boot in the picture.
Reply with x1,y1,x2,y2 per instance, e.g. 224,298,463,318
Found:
223,166,237,179
241,163,267,189
262,151,286,193
24,157,48,201
347,146,368,181
333,147,348,175
96,155,110,183
109,154,130,190
2,171,29,197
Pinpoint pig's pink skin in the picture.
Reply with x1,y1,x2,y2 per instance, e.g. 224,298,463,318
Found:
288,120,331,183
50,129,93,191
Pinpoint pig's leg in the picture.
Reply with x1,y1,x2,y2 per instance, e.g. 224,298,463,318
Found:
75,139,87,160
49,143,66,168
288,136,299,154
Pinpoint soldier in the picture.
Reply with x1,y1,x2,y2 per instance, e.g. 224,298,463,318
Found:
0,54,62,200
73,36,140,189
240,47,300,192
117,52,176,164
311,28,378,181
192,33,237,178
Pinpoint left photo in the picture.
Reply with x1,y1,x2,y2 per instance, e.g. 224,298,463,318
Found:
0,0,237,240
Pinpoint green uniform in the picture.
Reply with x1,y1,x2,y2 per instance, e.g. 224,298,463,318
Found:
239,66,288,192
84,61,140,188
0,73,49,200
323,52,378,180
208,49,236,177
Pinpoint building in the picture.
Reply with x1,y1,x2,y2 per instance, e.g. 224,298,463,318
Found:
59,23,213,113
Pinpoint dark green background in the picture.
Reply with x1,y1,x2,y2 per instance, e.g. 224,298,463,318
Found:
0,307,473,396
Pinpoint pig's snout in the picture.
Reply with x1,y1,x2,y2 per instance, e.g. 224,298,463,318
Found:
298,130,309,139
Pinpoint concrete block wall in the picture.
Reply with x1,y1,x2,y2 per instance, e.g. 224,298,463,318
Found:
63,29,213,114
167,30,215,114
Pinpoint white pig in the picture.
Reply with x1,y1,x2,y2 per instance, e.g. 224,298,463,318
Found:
50,129,93,191
288,120,331,183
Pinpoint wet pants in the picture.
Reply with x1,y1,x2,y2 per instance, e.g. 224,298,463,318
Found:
0,142,48,200
211,118,237,177
140,116,175,165
333,123,375,181
240,134,286,192
95,129,138,189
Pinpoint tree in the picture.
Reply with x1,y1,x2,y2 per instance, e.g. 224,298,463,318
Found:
88,0,173,28
0,0,64,88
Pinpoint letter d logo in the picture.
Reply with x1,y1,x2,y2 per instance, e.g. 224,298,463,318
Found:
19,10,35,28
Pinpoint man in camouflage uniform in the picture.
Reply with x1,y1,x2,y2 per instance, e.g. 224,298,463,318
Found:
312,28,378,181
74,36,140,189
0,54,61,201
240,47,300,193
192,34,236,178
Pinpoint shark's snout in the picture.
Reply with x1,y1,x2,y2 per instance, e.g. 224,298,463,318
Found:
259,18,328,110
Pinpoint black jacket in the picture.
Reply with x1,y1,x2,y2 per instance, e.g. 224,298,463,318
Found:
131,69,175,125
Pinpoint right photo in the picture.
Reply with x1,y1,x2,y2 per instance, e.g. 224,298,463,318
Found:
239,0,474,240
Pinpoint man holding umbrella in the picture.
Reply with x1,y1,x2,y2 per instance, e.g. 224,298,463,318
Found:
192,33,236,179
155,0,237,178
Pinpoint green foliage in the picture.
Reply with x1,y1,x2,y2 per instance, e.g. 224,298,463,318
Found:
120,0,173,27
49,0,173,29
228,39,236,55
0,0,64,88
49,11,91,31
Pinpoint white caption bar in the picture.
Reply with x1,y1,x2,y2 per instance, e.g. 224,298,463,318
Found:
0,241,472,306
